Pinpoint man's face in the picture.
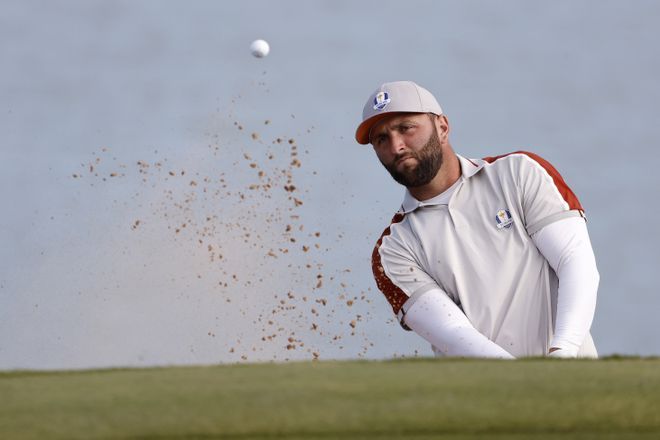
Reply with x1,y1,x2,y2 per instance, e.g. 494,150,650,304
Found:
370,113,444,188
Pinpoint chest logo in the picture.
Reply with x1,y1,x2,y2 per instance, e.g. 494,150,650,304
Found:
495,209,514,230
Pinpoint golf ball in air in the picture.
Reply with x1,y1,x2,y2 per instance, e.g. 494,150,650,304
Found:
250,39,270,58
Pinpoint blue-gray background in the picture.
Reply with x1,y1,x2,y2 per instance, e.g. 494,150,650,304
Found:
2,0,658,370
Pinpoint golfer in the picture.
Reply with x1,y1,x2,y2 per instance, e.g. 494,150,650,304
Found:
357,81,599,358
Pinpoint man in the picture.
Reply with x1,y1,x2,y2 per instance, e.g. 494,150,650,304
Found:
356,81,599,358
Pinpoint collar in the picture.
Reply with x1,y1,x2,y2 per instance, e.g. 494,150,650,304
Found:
400,154,486,214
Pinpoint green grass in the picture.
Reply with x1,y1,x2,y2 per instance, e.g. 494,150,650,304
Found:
1,358,659,439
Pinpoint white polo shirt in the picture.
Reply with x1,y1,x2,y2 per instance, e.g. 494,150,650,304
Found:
372,151,596,357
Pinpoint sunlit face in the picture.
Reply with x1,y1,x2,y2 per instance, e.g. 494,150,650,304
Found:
370,113,443,188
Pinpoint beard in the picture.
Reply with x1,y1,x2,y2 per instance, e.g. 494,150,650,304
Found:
381,125,443,188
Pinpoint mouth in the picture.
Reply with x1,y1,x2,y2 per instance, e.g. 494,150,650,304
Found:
396,156,416,166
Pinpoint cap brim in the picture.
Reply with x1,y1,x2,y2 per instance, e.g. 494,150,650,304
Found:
355,113,400,145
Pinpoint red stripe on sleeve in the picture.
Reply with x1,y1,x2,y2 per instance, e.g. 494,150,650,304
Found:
483,151,584,212
371,213,409,315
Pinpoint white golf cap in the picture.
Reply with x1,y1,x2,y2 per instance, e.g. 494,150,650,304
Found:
355,81,443,145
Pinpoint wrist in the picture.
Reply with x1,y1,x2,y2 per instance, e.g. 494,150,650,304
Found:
547,345,579,358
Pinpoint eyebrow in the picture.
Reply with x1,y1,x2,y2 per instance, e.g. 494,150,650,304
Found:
372,119,417,136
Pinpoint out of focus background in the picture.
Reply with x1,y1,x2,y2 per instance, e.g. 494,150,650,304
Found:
2,0,659,370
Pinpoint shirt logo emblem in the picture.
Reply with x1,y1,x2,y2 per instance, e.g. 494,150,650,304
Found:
373,92,391,110
495,209,514,230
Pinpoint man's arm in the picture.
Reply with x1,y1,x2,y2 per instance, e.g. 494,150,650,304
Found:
403,288,515,359
532,216,599,357
374,212,513,358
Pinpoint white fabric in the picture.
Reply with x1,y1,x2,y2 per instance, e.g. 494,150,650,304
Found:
401,174,461,209
374,154,595,357
532,216,599,357
401,215,598,359
547,348,575,358
404,288,515,359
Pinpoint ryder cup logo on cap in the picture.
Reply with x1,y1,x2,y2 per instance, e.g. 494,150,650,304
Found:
355,81,444,145
495,209,514,230
373,91,391,111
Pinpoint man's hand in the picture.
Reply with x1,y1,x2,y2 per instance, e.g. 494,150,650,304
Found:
548,346,578,358
533,217,598,359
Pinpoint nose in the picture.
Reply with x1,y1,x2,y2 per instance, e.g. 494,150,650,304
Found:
389,131,406,155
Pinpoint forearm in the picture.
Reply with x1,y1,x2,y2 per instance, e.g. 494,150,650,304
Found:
403,288,515,359
550,252,599,355
532,216,599,356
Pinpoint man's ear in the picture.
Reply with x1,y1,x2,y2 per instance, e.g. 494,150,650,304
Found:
436,114,450,138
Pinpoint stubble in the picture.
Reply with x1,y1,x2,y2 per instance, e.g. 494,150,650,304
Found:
382,124,443,188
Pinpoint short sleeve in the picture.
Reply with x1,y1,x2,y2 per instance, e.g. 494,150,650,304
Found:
372,213,438,317
516,152,585,235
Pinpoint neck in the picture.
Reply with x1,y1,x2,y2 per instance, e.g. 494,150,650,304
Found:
407,151,461,201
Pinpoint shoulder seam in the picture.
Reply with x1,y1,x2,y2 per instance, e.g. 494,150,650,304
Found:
483,151,584,212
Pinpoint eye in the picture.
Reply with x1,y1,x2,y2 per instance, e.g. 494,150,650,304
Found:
373,134,387,146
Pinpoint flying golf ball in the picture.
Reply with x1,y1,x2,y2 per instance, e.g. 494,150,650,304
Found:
250,39,270,58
